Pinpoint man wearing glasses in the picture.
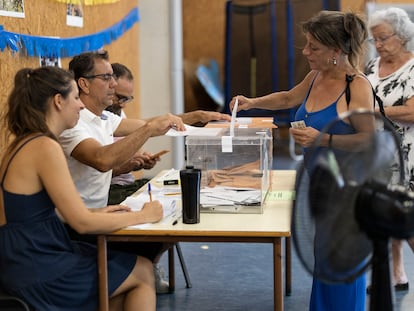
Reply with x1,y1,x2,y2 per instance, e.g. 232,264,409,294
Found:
105,63,157,206
59,51,230,294
106,62,231,205
104,62,232,293
60,50,184,210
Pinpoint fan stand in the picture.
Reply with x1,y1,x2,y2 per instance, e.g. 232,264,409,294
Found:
369,238,393,311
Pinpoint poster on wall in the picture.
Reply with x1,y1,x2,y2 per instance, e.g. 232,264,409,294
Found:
66,3,83,28
0,0,25,18
366,2,414,61
40,56,61,68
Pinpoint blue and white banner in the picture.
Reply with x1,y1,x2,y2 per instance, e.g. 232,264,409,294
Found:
0,7,139,57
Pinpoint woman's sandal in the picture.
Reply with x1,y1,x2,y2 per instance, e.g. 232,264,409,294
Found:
394,282,409,291
366,282,409,294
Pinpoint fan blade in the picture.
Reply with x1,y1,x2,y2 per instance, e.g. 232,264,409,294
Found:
309,164,371,282
308,149,344,218
331,130,395,187
293,160,372,283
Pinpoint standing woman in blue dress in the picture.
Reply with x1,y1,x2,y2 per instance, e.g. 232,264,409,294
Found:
230,10,374,311
0,66,164,310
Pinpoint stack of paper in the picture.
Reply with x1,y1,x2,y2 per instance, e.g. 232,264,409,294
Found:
122,192,178,228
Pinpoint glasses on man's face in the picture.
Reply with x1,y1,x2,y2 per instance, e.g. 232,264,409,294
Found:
83,73,116,82
367,33,396,45
115,93,134,104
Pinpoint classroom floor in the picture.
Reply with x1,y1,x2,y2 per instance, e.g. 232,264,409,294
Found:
156,128,414,311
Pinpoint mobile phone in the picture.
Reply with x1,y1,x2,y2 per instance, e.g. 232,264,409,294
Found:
150,149,169,160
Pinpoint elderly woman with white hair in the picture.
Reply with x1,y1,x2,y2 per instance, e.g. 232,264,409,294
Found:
365,6,414,293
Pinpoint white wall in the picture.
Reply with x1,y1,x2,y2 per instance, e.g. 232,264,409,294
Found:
138,0,185,177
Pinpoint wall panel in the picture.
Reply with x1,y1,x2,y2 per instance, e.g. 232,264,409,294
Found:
0,1,140,125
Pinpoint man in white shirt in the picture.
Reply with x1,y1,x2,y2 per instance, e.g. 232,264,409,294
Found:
60,51,230,293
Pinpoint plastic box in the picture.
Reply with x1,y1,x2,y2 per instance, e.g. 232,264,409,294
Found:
185,127,272,213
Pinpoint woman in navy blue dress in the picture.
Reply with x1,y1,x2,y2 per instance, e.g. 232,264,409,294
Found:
229,10,374,311
0,66,164,310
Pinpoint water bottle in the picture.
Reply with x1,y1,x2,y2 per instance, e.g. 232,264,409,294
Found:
180,166,201,224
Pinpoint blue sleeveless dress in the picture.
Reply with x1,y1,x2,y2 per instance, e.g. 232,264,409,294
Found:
295,77,366,311
0,136,137,311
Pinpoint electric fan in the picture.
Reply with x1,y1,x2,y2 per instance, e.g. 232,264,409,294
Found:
292,109,414,311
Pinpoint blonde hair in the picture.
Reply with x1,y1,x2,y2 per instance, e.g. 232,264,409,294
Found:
302,10,368,68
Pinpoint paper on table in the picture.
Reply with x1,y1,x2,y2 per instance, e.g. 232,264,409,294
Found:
207,117,251,126
166,124,222,137
122,193,177,228
200,186,261,207
267,191,296,201
236,117,252,124
155,169,180,183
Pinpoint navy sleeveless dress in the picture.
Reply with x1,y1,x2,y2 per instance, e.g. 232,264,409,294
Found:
295,77,366,311
0,136,137,310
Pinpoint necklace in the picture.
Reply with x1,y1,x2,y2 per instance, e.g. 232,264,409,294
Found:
305,101,315,118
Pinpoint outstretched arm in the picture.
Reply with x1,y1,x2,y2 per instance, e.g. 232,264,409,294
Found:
178,110,231,125
70,114,183,173
229,71,316,112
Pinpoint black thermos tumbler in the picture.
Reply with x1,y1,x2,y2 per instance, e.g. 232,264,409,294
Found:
180,166,201,224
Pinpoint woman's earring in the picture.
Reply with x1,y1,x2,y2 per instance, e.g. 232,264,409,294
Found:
332,57,337,66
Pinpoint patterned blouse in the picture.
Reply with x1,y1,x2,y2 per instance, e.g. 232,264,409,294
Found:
365,57,414,189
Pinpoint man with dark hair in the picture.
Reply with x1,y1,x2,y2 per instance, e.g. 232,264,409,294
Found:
106,62,231,205
105,63,154,205
60,51,229,293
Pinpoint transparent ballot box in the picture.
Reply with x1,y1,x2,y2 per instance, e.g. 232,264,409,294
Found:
185,128,272,213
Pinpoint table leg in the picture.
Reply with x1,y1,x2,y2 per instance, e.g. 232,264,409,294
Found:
168,246,176,292
285,237,291,296
97,235,109,311
274,237,284,311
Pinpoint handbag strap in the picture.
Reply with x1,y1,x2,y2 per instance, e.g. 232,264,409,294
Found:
345,74,355,108
345,74,389,121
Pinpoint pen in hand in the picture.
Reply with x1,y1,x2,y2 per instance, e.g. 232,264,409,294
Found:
148,183,153,202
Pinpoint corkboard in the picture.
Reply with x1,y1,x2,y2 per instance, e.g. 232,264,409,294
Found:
0,0,141,124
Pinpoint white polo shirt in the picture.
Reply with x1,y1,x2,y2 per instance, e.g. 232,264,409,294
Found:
59,108,122,208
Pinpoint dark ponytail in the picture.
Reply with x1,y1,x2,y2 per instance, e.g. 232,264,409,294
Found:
1,66,74,152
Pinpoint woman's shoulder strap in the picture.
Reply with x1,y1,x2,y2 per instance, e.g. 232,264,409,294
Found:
347,74,391,123
0,133,45,185
345,74,356,108
0,133,45,226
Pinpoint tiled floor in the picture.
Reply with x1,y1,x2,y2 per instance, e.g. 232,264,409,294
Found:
156,243,414,311
156,129,414,311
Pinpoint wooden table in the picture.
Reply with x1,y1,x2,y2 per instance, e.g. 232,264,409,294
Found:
97,170,295,311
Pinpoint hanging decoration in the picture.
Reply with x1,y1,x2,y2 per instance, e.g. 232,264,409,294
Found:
0,7,138,57
54,0,120,5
